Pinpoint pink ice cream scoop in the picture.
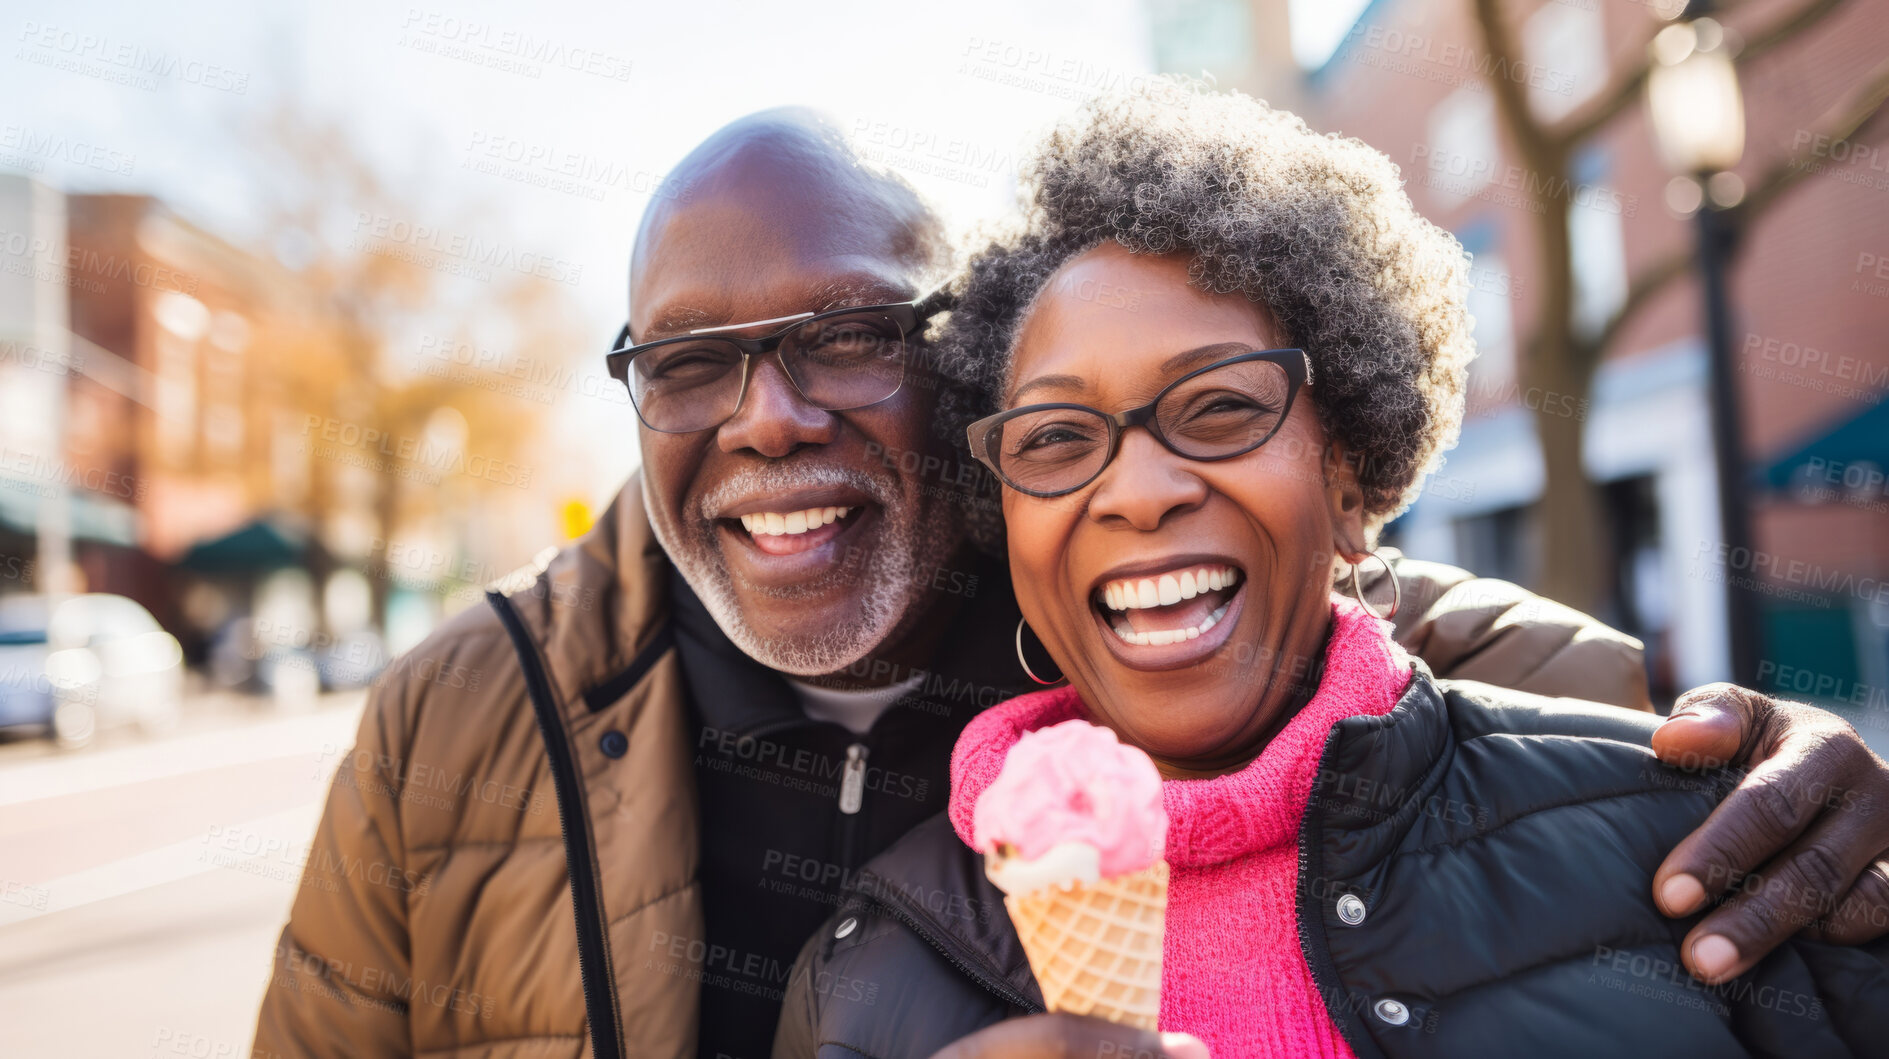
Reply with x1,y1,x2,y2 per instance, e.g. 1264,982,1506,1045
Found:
973,719,1168,891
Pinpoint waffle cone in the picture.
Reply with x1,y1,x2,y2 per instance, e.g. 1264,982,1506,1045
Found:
1003,860,1167,1030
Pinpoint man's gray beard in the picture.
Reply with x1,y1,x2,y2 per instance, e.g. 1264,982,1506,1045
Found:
644,463,961,678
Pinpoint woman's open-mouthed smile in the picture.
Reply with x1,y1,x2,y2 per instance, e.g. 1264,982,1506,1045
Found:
997,243,1370,777
1089,557,1244,664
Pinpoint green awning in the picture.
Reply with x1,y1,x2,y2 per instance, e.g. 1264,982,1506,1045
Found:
176,518,308,574
1760,400,1889,491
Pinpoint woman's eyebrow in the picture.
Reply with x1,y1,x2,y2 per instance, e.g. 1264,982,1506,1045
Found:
1010,373,1086,402
1159,341,1259,374
1010,342,1261,403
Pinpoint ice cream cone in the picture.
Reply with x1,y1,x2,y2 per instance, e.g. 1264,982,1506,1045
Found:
1004,859,1167,1030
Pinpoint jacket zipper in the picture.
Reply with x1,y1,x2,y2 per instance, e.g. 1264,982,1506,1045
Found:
858,894,1042,1013
488,591,624,1059
838,743,868,814
1295,725,1391,1059
836,742,869,877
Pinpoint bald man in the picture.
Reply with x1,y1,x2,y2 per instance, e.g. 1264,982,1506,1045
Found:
254,110,1889,1059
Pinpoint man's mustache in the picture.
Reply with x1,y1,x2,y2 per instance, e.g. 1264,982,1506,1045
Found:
695,462,898,521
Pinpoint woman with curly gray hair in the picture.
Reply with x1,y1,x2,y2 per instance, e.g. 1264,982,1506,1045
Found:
774,85,1887,1059
935,84,1474,532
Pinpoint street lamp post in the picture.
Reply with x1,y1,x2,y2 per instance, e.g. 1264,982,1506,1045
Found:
1646,5,1761,688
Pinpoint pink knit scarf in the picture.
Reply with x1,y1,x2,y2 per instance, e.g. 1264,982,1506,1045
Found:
949,596,1414,1056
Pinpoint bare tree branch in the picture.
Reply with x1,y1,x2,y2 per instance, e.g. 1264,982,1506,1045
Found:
1738,0,1847,67
1577,245,1691,367
1551,55,1649,150
1470,0,1555,164
1577,56,1889,359
1551,0,1848,150
1738,55,1889,218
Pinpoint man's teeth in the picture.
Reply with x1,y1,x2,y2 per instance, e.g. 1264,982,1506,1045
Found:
1111,602,1231,647
739,506,854,536
1100,565,1241,612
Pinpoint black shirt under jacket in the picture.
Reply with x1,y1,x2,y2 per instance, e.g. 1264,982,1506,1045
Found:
671,557,1028,1059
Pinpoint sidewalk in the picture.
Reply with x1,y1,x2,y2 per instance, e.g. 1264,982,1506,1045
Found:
0,690,366,1058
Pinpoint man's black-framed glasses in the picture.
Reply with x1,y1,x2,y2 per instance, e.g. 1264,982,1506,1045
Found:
966,349,1312,498
605,287,953,434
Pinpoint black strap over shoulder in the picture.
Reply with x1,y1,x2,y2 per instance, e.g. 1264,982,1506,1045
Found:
485,590,625,1059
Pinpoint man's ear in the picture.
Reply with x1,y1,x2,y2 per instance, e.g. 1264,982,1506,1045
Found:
1321,441,1369,563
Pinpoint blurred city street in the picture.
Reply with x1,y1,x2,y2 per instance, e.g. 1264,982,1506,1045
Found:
0,0,1884,1053
0,692,363,1058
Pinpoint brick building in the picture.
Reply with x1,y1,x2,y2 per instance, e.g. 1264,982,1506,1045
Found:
1155,0,1889,703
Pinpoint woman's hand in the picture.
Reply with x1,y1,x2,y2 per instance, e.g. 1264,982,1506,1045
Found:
1650,683,1889,983
929,1015,1208,1059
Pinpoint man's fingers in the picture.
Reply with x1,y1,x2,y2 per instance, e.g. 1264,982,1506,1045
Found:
928,1014,1208,1059
1802,855,1889,945
1650,683,1780,915
1678,805,1889,981
1057,1025,1207,1059
1655,688,1889,977
1652,755,1826,917
1651,696,1746,771
1652,682,1768,772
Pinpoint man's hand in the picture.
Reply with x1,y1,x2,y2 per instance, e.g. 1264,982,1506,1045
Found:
1650,683,1889,984
928,1015,1208,1059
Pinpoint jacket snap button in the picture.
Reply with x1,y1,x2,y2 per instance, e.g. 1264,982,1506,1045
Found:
1373,998,1410,1026
1336,893,1367,926
834,917,857,939
599,730,628,758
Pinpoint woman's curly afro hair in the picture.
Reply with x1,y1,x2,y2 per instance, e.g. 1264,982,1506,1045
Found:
933,80,1475,532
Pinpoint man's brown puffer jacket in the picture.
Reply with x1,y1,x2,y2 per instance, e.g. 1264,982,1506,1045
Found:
251,479,1651,1058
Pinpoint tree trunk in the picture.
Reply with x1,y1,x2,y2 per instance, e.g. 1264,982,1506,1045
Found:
1463,0,1878,633
1518,143,1607,616
1528,354,1606,615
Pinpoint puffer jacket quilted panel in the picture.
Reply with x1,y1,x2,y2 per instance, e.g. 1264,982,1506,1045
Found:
776,674,1889,1059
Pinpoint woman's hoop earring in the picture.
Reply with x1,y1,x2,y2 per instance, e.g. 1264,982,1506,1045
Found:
1348,549,1402,621
1015,618,1064,686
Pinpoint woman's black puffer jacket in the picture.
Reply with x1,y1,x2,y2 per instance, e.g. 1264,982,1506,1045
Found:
773,667,1889,1058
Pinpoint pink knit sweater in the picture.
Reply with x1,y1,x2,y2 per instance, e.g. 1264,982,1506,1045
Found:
949,597,1414,1056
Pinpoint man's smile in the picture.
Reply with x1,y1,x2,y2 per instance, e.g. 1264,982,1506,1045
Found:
738,505,860,553
719,503,871,563
705,481,884,583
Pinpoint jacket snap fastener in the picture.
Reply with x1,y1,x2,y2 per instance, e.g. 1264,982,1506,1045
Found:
834,917,858,939
1373,998,1410,1026
1336,893,1367,925
599,730,628,758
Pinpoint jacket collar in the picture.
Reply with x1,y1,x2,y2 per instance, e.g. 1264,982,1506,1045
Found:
850,813,1047,1012
1306,662,1455,879
488,473,674,724
668,566,802,737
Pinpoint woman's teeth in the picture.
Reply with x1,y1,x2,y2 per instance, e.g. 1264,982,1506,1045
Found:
739,506,854,537
1100,565,1241,612
1097,564,1242,647
1111,602,1231,647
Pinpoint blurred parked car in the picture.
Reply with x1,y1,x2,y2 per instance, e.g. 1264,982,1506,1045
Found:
206,617,386,703
0,594,184,747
